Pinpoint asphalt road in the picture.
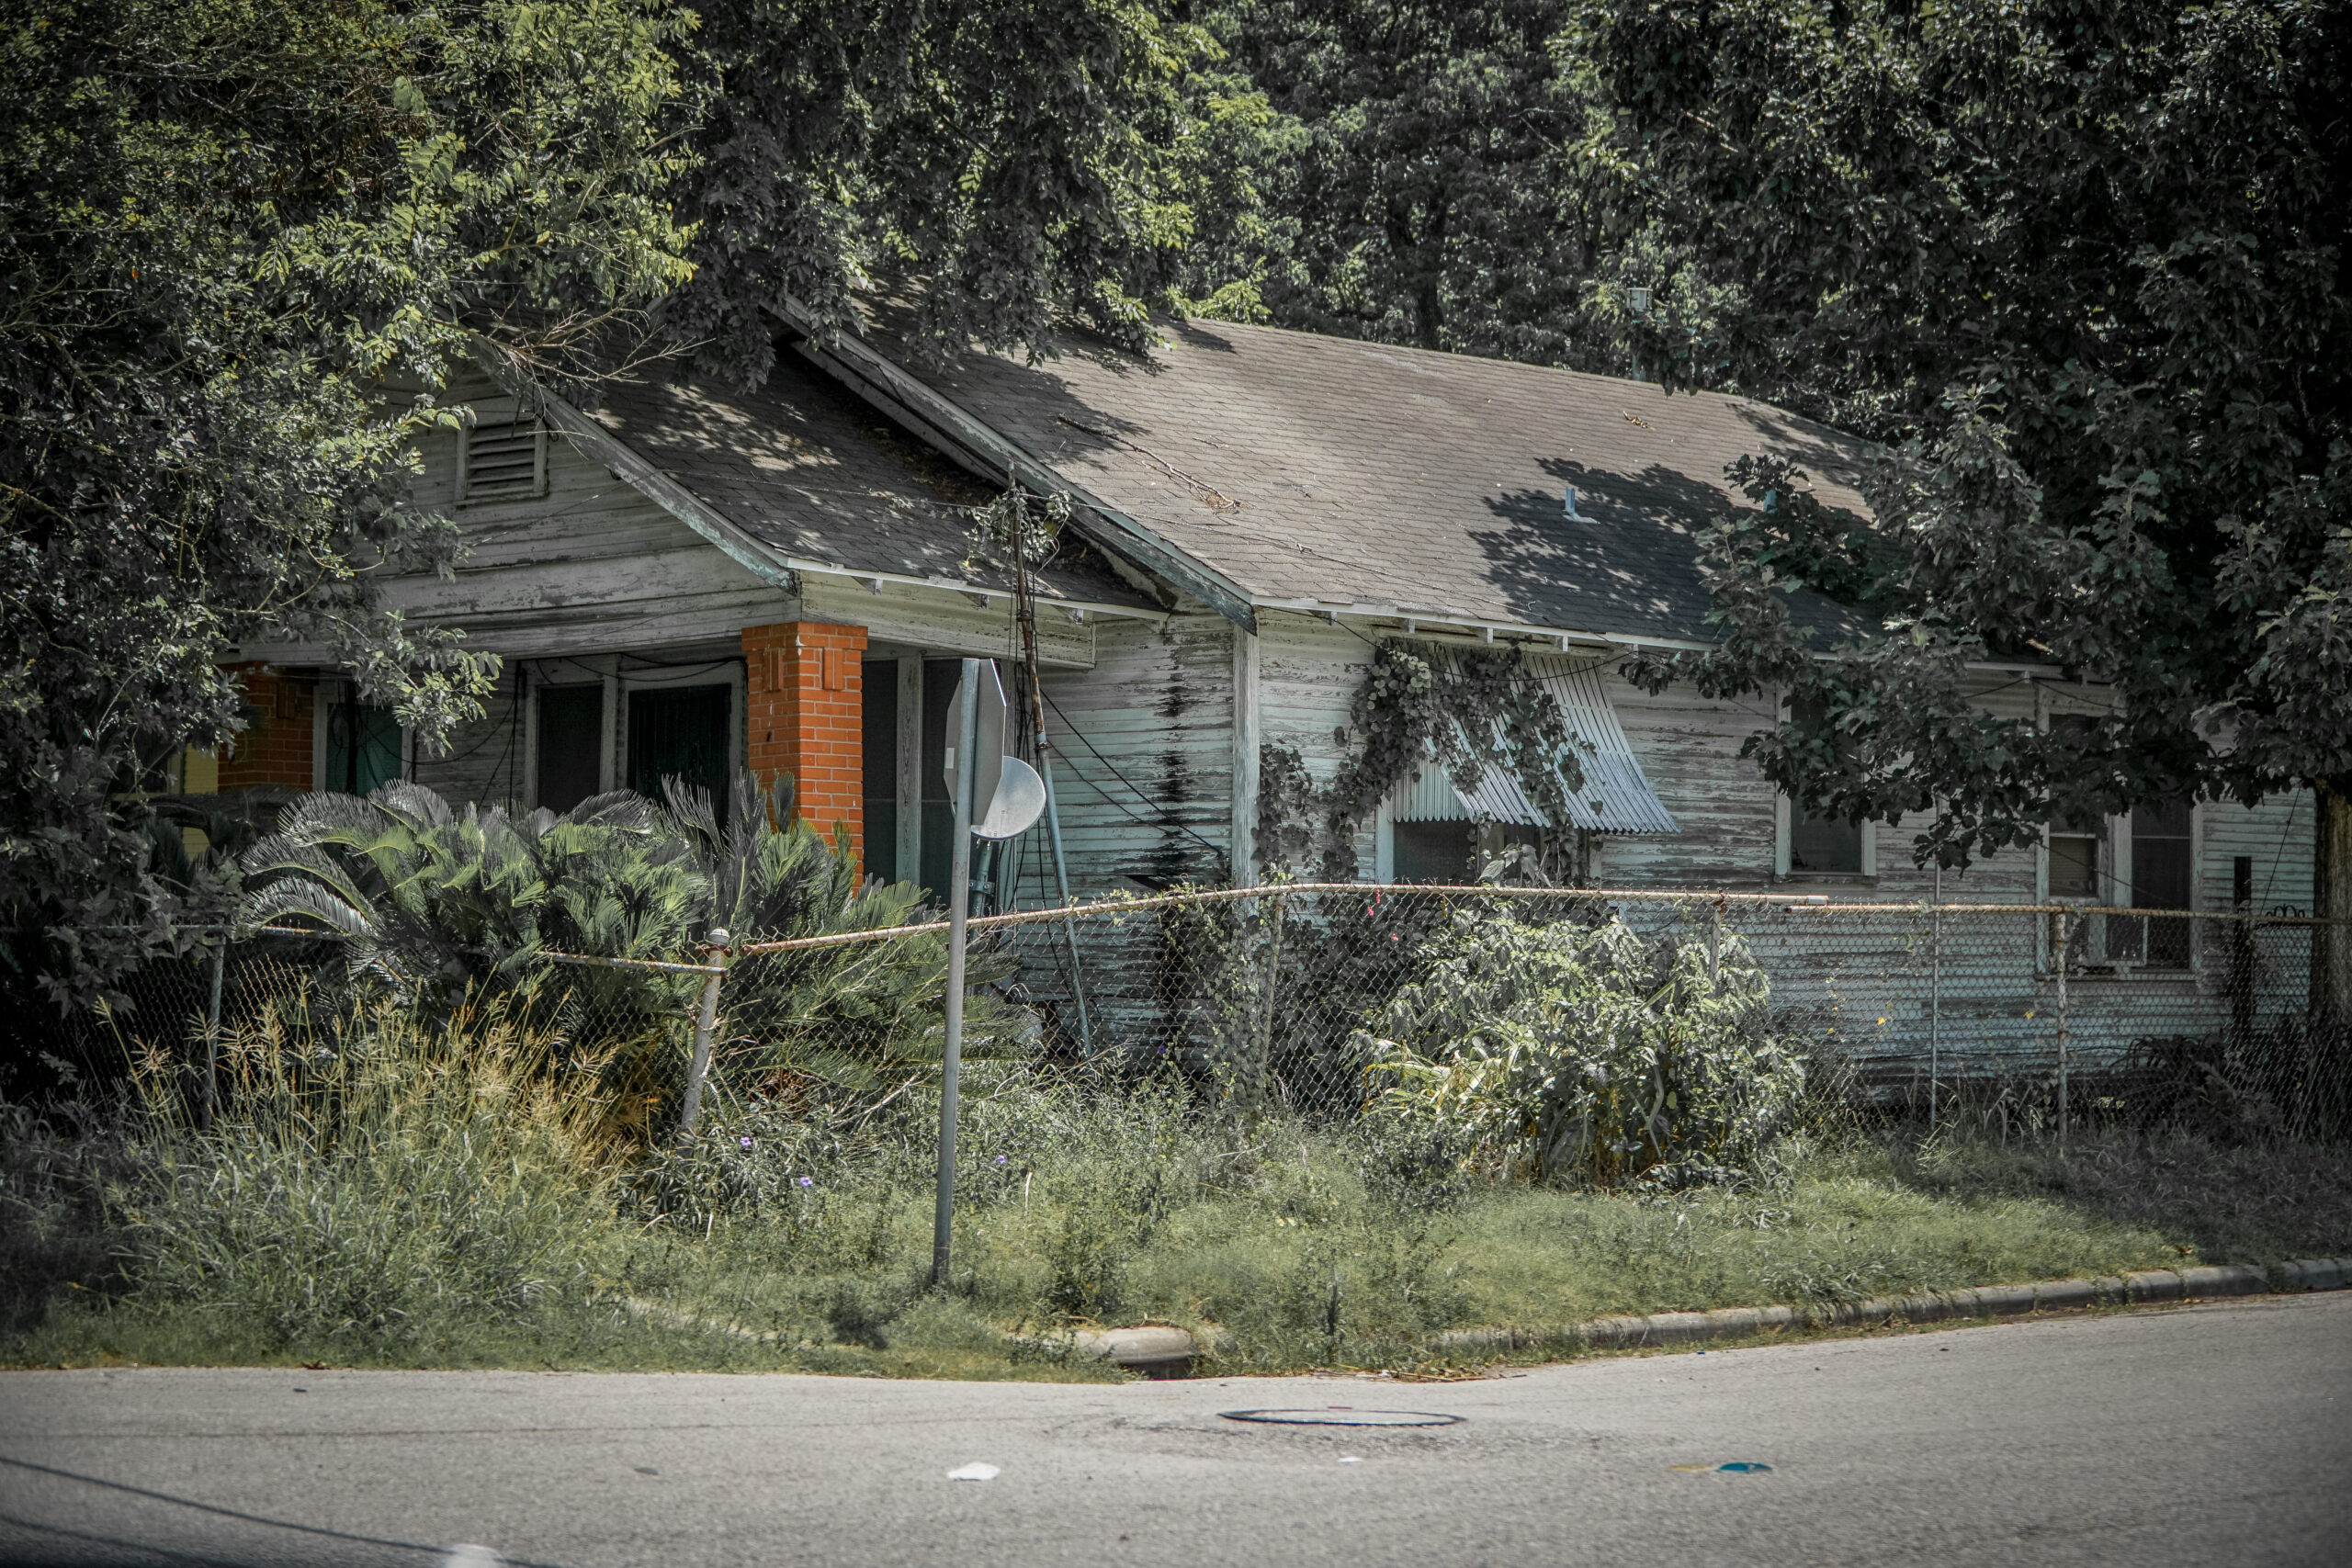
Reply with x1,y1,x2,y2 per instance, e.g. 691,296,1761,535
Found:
4,1292,2347,1568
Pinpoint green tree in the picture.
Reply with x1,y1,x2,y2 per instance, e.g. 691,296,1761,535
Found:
663,0,1212,383
1585,0,2352,1010
1166,0,1705,373
0,0,698,1015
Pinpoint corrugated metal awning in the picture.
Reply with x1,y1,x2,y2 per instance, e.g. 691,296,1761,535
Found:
1392,653,1678,835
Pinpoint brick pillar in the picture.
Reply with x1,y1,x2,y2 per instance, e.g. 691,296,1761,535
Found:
217,664,316,791
742,621,867,858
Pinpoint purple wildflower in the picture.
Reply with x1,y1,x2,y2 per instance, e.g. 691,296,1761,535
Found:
740,1136,753,1148
797,1176,814,1189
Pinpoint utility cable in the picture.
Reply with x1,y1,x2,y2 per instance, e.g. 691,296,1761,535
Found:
1038,686,1227,857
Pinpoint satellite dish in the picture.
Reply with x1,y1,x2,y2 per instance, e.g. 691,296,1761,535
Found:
974,755,1046,840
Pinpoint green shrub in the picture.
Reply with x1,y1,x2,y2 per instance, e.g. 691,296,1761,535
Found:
1356,912,1808,1186
237,773,1019,1129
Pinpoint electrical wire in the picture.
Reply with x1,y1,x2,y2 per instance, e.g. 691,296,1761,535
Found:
1039,686,1227,857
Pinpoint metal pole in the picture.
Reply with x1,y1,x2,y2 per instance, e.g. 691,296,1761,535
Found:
674,928,730,1142
934,661,980,1289
202,930,227,1129
1928,864,1941,1134
2053,909,2071,1156
1039,749,1094,1058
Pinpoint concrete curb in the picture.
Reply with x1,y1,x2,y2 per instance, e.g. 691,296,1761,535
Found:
1425,1256,2352,1358
632,1259,2352,1374
1069,1325,1200,1378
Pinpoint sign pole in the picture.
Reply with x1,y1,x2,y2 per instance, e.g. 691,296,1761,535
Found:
933,660,982,1288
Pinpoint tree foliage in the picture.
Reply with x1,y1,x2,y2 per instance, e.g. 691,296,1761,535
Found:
0,0,698,1003
1581,0,2352,897
664,0,1215,383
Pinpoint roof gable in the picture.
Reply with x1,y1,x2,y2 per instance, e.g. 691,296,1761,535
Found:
473,343,1156,613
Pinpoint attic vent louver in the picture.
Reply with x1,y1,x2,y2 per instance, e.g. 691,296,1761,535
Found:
460,421,547,502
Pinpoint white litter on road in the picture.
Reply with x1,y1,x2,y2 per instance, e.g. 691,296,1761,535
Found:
1338,1457,1364,1464
946,1462,1001,1482
442,1547,504,1567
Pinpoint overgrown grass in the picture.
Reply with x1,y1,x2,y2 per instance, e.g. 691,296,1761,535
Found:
6,1016,2349,1378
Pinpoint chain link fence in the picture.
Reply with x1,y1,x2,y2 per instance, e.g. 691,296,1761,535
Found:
94,887,2352,1156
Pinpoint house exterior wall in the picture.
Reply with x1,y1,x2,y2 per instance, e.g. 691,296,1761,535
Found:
1026,611,1234,900
1026,610,2316,1080
217,664,315,792
409,677,526,807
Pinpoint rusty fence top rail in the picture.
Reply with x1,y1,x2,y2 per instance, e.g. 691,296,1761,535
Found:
243,888,2341,975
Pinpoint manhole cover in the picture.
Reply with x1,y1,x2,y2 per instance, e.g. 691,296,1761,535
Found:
1219,1407,1464,1427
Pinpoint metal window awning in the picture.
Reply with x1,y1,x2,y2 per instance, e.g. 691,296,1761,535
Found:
1393,654,1678,834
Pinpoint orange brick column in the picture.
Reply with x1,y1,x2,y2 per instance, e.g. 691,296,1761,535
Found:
217,664,315,791
742,621,867,859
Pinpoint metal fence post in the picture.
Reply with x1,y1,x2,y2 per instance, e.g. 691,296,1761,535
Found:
2053,909,2071,1155
201,929,227,1129
934,661,981,1289
1928,867,1942,1134
674,927,730,1143
1039,749,1094,1059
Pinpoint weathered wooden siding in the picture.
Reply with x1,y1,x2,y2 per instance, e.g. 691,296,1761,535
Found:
390,392,797,658
1023,612,1233,899
1001,612,1233,1062
2203,790,2317,914
1600,672,1777,888
1256,611,1380,873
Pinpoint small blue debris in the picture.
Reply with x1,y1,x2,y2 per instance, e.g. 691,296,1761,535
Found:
1717,1462,1772,1473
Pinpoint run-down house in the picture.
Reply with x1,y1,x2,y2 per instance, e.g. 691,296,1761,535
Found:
208,310,2315,1077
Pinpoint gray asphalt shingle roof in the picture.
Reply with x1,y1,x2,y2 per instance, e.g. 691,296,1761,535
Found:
579,354,1152,608
875,316,1878,642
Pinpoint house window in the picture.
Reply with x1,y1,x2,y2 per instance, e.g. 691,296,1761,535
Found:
628,684,732,824
1790,810,1865,875
1393,820,1474,884
458,420,548,502
325,697,402,795
2042,793,2197,969
2047,809,2102,899
536,684,604,814
2118,796,2196,967
1775,695,1873,879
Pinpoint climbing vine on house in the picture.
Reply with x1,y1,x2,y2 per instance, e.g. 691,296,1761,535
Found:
1258,640,1585,880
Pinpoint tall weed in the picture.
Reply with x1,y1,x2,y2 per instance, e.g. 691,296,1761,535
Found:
107,998,623,1355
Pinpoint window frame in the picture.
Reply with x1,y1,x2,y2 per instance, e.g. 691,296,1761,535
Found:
1770,694,1875,883
520,660,620,811
614,659,745,807
2033,686,2203,976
